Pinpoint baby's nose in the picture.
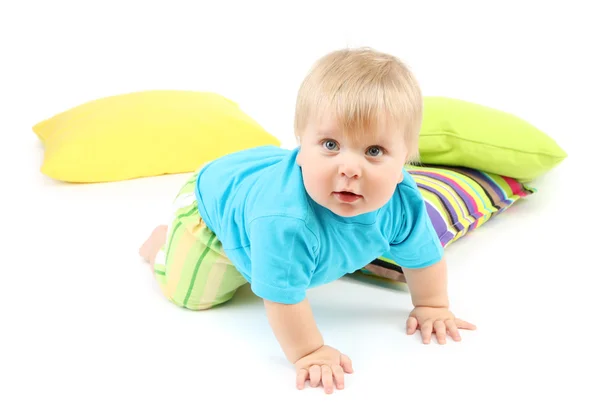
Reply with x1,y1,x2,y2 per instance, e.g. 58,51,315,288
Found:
338,162,361,179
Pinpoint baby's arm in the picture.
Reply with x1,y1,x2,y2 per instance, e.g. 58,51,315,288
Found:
264,298,323,363
249,217,351,391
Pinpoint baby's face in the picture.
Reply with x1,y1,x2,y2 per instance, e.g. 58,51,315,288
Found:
297,113,407,217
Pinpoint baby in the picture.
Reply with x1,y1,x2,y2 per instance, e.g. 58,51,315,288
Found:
139,47,476,394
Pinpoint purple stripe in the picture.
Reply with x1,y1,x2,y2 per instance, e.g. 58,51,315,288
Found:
416,182,468,232
425,202,455,247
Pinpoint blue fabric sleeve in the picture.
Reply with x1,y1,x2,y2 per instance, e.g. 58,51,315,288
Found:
248,216,317,304
389,183,444,269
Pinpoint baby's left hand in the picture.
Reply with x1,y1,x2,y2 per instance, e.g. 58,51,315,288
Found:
407,307,476,344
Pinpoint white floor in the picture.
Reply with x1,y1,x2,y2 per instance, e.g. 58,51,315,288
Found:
3,1,599,412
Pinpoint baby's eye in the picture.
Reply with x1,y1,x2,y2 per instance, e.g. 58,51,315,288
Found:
366,146,384,157
322,140,339,151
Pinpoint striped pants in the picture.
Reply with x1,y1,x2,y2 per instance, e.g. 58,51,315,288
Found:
153,171,247,310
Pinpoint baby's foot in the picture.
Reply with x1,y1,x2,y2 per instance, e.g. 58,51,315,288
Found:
139,225,168,263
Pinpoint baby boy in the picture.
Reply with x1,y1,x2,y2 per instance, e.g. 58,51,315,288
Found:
139,47,476,394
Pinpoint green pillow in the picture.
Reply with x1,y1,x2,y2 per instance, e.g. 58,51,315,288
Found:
417,96,567,182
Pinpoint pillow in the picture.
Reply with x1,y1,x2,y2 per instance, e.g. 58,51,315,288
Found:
418,96,567,182
350,164,536,288
32,90,281,183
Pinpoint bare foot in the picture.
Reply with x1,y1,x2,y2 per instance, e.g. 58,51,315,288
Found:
139,225,168,264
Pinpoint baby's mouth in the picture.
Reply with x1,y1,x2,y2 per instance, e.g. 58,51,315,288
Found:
333,191,363,203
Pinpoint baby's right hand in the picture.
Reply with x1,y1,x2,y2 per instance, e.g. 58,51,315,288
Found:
294,345,353,394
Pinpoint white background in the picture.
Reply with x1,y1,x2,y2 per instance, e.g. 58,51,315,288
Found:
2,0,599,411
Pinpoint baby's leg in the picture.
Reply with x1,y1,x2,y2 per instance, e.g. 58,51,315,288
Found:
142,167,247,310
139,225,168,267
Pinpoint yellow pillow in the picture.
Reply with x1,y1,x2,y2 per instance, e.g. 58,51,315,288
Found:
33,90,281,183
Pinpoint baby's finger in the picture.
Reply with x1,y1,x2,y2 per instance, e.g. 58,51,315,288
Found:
309,365,321,388
340,354,354,374
332,365,345,389
406,316,418,335
434,320,447,344
445,319,461,341
455,319,477,330
421,319,433,344
321,365,334,394
296,368,309,390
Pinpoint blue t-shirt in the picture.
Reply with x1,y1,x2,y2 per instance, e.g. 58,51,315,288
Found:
195,145,443,304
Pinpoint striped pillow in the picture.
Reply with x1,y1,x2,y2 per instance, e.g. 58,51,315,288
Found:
354,164,536,287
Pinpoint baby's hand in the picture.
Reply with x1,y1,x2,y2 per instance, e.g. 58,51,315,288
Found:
407,306,476,344
294,345,353,394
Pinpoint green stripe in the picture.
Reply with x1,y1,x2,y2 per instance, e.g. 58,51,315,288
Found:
182,233,217,307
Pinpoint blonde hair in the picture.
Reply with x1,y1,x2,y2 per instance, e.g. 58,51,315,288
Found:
294,47,423,163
